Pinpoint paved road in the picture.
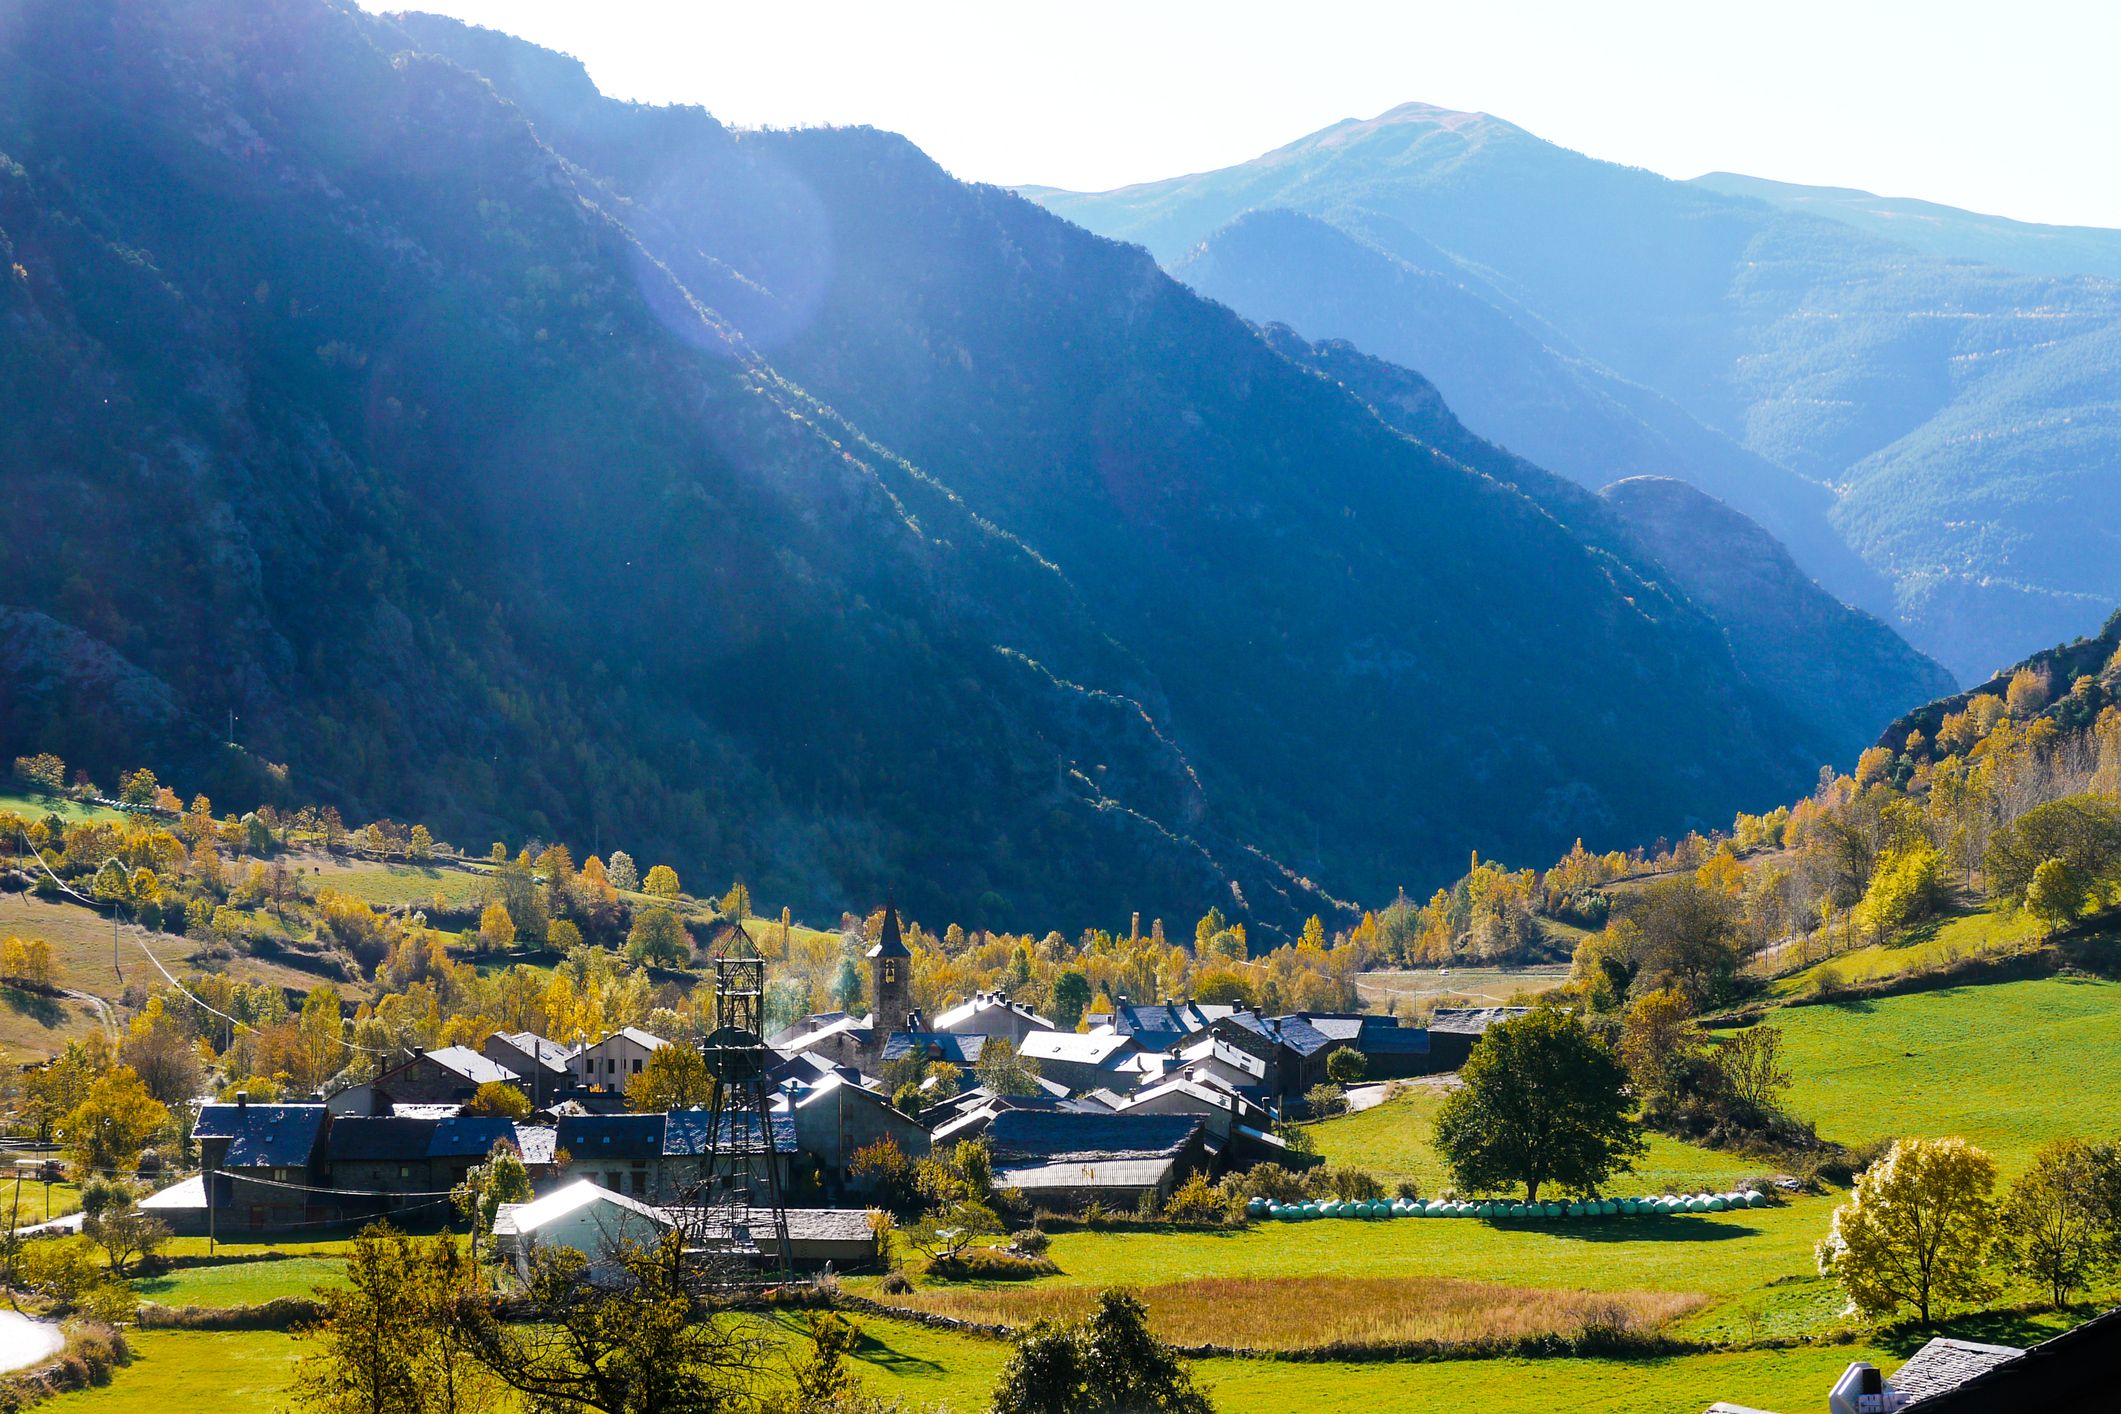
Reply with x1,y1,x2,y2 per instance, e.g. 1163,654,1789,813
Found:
0,1312,62,1374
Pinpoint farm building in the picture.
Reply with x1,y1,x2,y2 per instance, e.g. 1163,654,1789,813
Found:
984,1109,1210,1212
482,1031,573,1107
492,1180,675,1282
787,1073,931,1188
194,1099,330,1232
324,1114,517,1219
556,1109,799,1203
1019,1029,1140,1092
1425,1007,1535,1072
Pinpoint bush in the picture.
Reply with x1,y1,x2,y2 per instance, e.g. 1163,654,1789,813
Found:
1395,1179,1423,1202
880,1270,913,1295
1309,1166,1386,1202
1305,1082,1347,1119
1007,1228,1050,1258
1230,1163,1310,1205
927,1247,1056,1281
1160,1173,1230,1226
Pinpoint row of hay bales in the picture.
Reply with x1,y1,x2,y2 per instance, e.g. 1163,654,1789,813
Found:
1246,1191,1770,1221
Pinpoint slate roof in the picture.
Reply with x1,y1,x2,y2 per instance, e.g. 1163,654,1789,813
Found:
879,1032,986,1065
1107,1001,1234,1051
431,1115,517,1158
1428,1007,1535,1035
416,1046,521,1087
865,901,910,959
984,1110,1204,1165
327,1117,437,1163
932,993,1054,1032
662,1108,797,1155
193,1103,328,1168
998,1156,1189,1191
577,1027,667,1056
557,1113,664,1161
1891,1338,2025,1402
513,1124,558,1166
1020,1031,1136,1066
490,1031,573,1072
1899,1305,2121,1408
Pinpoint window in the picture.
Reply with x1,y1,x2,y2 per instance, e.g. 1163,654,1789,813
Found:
606,1170,622,1189
632,1058,643,1073
631,1171,647,1196
883,961,897,984
399,1165,412,1179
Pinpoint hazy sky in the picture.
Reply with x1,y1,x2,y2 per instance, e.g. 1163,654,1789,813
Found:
364,1,2121,228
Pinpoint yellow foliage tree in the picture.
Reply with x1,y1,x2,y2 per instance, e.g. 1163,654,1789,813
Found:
1818,1137,1999,1324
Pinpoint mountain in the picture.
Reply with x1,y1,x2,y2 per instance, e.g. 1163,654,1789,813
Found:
0,1,1890,933
1691,172,2121,282
1169,208,1891,620
1254,328,1956,766
1596,477,1958,757
1030,103,2121,683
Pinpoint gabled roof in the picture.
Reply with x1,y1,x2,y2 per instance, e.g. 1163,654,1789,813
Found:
662,1107,797,1156
769,1012,861,1049
1891,1338,2026,1403
879,1032,986,1066
494,1179,673,1239
1020,1030,1136,1066
984,1110,1204,1165
1178,1033,1268,1079
578,1027,668,1055
327,1117,436,1163
932,993,1054,1033
557,1113,664,1161
414,1046,520,1087
1897,1305,2121,1408
490,1031,574,1071
193,1102,328,1168
1107,1001,1234,1051
865,901,910,960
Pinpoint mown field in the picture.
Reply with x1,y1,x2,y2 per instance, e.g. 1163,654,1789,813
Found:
134,1256,345,1308
1355,963,1571,1012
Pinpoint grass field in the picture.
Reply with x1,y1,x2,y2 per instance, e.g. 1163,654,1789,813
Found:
1765,904,2045,999
1774,974,2121,1173
134,1256,344,1308
0,791,125,827
1310,1082,1765,1197
307,857,492,910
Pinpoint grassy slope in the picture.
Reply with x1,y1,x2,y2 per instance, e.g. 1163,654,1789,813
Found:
1765,903,2045,999
134,1257,345,1308
1356,964,1571,1012
0,791,126,826
1775,974,2121,1174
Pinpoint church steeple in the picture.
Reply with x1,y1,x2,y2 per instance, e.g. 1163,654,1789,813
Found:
866,897,912,1043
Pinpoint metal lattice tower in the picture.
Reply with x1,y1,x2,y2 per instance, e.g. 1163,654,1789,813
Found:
697,948,792,1276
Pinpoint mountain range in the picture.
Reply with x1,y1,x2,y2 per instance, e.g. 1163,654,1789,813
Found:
1030,102,2121,683
0,2,1969,932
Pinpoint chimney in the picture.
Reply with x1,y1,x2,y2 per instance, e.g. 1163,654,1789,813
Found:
1828,1362,1896,1414
235,1091,249,1109
1130,911,1140,944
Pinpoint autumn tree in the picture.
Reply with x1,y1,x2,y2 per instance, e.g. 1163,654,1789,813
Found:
476,902,515,955
1433,1008,1644,1202
59,1067,170,1176
453,1141,534,1246
120,997,206,1105
1715,1025,1793,1119
642,864,681,900
2025,859,2087,930
463,1081,532,1122
626,1044,715,1113
289,1224,504,1414
975,1038,1044,1098
1996,1138,2121,1308
1819,1137,2000,1325
606,851,640,893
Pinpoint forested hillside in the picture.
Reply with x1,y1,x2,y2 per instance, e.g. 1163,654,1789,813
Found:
0,1,1921,933
1034,103,2121,681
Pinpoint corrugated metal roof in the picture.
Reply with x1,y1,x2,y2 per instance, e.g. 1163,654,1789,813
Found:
193,1103,328,1168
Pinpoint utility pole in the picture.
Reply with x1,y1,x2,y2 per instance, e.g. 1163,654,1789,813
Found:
227,709,237,746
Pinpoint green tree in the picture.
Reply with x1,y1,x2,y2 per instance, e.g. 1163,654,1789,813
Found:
289,1224,503,1414
1858,841,1946,934
1324,1046,1366,1086
454,1232,763,1413
976,1038,1044,1098
626,907,690,967
2025,858,2087,930
1818,1137,2000,1324
1432,1008,1644,1202
642,864,681,900
1996,1138,2121,1308
453,1141,534,1246
717,880,751,919
1715,1025,1792,1119
408,824,434,862
1051,968,1092,1030
991,1288,1212,1414
606,851,640,893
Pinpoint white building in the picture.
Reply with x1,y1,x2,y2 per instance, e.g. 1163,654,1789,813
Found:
569,1027,668,1092
492,1179,675,1282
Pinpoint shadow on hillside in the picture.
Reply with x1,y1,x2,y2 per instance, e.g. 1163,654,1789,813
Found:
1874,1305,2086,1357
0,986,66,1029
1490,1218,1759,1244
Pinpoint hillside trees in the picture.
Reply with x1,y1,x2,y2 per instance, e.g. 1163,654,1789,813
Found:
1996,1139,2121,1307
1819,1138,2000,1325
1433,1009,1644,1202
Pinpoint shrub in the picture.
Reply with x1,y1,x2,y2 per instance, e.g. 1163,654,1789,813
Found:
1008,1229,1050,1258
1232,1163,1310,1205
1305,1082,1347,1119
1160,1173,1228,1226
1395,1179,1423,1202
1309,1166,1386,1202
928,1247,1057,1282
880,1270,913,1295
